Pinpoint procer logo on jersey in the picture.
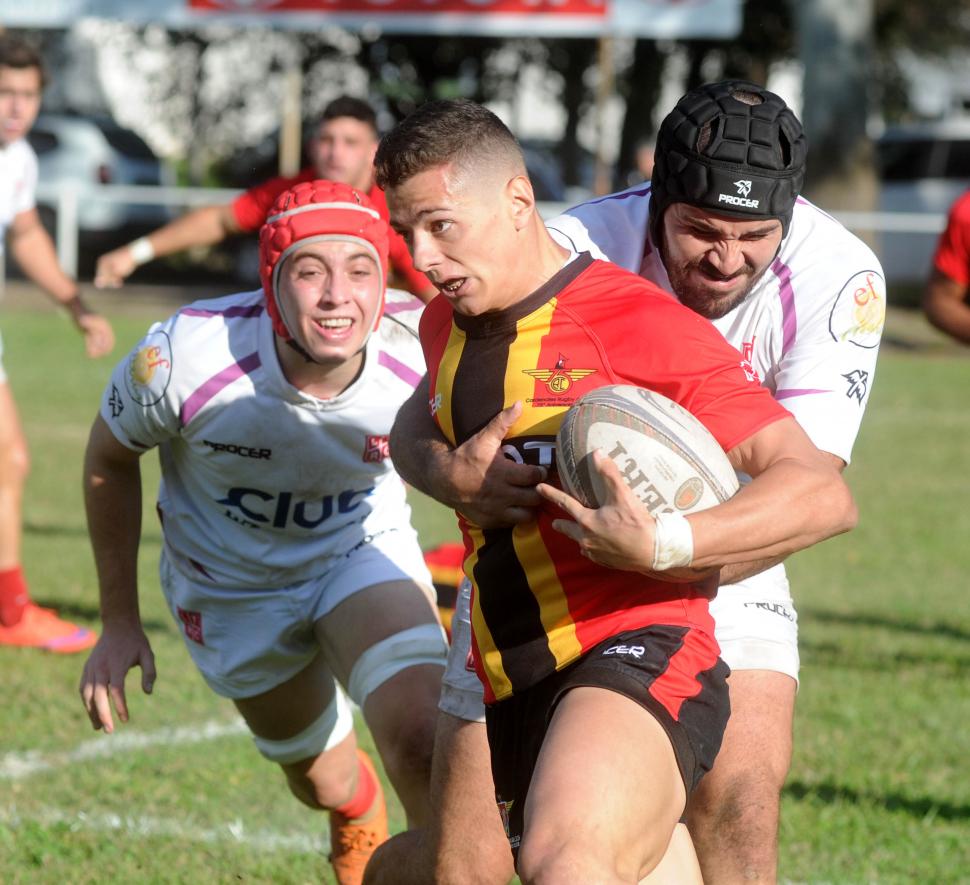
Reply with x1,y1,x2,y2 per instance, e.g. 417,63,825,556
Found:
718,179,760,209
217,486,373,530
203,439,272,460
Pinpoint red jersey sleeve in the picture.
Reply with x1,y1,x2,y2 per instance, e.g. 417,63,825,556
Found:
932,190,970,286
230,169,316,232
577,265,789,452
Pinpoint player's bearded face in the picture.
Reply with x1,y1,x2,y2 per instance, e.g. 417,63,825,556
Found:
275,241,382,367
387,164,522,316
661,204,782,320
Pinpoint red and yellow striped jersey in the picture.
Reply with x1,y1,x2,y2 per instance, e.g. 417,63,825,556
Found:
419,254,788,703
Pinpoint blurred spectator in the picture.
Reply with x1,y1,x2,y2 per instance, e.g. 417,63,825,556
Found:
623,135,656,188
94,96,435,301
923,188,970,344
0,34,114,653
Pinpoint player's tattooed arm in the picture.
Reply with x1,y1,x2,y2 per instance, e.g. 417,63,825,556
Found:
390,378,546,528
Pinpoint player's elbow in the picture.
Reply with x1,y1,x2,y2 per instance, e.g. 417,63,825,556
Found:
826,475,858,539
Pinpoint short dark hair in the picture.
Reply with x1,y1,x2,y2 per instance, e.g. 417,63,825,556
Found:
0,35,46,89
320,95,378,137
374,98,524,191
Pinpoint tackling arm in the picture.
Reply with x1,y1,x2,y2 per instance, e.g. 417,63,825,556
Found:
390,378,546,528
922,268,970,345
94,203,242,289
79,415,156,733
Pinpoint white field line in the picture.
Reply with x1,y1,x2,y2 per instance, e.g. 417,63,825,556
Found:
0,804,320,854
0,718,249,780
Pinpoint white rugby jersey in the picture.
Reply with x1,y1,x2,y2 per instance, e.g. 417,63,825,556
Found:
0,139,38,258
100,287,427,589
548,183,885,465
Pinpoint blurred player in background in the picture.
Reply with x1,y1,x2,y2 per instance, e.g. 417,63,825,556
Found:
0,34,113,653
922,187,970,345
371,97,856,884
79,181,446,885
379,83,884,884
94,96,436,301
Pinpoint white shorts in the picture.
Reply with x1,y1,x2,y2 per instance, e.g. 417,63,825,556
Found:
160,527,435,699
438,565,800,724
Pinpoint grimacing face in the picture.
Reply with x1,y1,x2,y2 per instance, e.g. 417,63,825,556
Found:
660,202,783,320
387,163,527,317
274,239,382,369
308,117,379,193
0,65,42,148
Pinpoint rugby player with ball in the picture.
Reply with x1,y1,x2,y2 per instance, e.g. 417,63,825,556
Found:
367,97,856,884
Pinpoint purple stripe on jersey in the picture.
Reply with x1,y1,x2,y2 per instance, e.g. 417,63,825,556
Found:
179,351,262,426
180,305,265,319
384,296,424,315
775,388,831,401
583,183,652,206
771,257,797,356
378,350,422,388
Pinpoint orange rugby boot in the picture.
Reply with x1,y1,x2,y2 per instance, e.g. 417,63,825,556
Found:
328,750,389,885
0,603,98,653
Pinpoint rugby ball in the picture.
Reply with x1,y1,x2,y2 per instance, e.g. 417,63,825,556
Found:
556,385,739,514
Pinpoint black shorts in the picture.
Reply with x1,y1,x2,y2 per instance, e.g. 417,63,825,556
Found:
485,624,730,859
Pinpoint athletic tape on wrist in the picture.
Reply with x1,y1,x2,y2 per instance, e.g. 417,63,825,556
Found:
652,511,694,571
128,237,155,266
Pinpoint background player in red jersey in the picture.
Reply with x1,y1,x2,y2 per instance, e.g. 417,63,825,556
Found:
367,98,856,885
94,96,436,301
923,188,970,345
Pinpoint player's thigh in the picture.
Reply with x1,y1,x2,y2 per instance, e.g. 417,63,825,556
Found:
701,668,796,792
232,650,341,740
527,686,685,874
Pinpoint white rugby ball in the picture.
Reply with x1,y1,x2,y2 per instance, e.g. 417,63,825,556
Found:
556,385,739,514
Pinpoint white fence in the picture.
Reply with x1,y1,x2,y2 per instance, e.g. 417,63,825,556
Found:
34,182,948,286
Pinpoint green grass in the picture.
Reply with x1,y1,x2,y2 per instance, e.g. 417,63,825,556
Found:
2,291,969,883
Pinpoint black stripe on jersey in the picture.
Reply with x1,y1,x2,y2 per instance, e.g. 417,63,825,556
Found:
450,332,513,444
474,526,558,692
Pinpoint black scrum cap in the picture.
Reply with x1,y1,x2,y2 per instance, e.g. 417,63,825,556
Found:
649,80,807,244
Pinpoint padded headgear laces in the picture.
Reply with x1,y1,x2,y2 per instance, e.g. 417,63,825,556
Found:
258,180,389,344
649,80,807,245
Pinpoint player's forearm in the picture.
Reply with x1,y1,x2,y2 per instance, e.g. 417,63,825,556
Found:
688,459,856,569
717,555,787,585
83,434,146,628
390,378,458,501
9,222,83,305
922,283,970,345
140,204,238,260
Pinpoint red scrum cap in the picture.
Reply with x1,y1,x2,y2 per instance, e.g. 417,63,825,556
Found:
258,180,390,342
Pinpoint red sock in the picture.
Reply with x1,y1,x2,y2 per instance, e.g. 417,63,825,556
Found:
0,566,30,627
334,753,379,821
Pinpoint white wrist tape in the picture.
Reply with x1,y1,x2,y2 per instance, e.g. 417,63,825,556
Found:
652,511,694,571
128,237,155,266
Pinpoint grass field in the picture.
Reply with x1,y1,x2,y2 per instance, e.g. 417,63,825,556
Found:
1,285,969,884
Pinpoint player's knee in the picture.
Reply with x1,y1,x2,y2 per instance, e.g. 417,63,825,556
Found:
435,839,515,885
284,757,358,811
252,691,356,810
0,437,29,486
517,838,619,885
690,767,783,830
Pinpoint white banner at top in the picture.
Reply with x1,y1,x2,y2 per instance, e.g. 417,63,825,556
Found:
0,0,742,38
